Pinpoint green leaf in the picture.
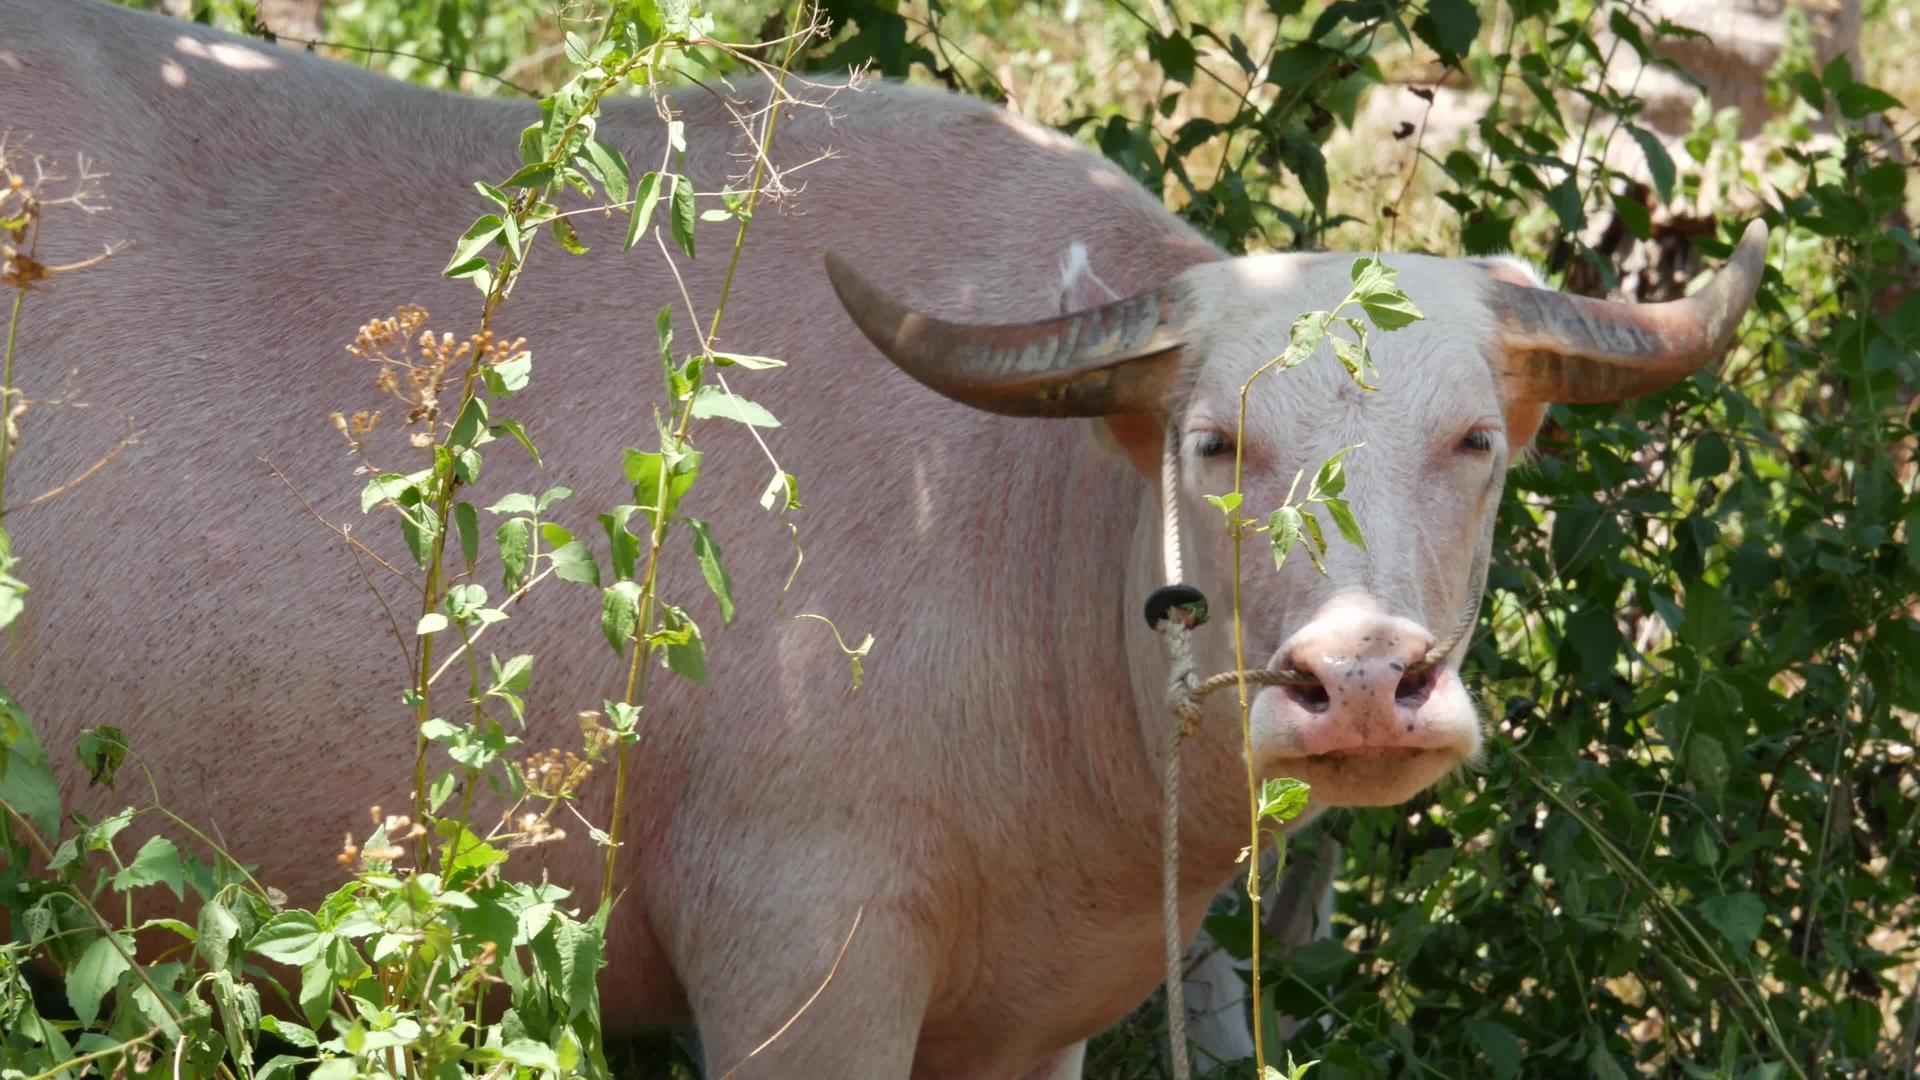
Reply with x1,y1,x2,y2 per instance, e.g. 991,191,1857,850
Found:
1351,258,1424,330
581,138,632,202
710,351,786,369
502,162,556,190
112,835,185,900
1837,82,1900,119
1257,776,1311,824
417,613,449,635
67,933,131,1026
657,605,707,685
1625,125,1675,203
444,214,504,277
1269,506,1303,570
1329,333,1377,391
1611,190,1652,241
497,519,530,592
624,171,663,251
1311,445,1360,499
486,351,532,395
361,473,416,514
553,216,589,255
550,541,601,587
492,417,542,466
0,687,61,841
454,501,479,566
670,172,696,258
600,505,643,581
602,581,642,654
1465,1018,1521,1079
437,820,510,881
689,385,780,427
760,469,800,511
75,724,127,789
1696,891,1765,950
297,956,332,1027
1323,497,1366,551
501,1040,560,1070
1686,732,1729,796
685,518,736,623
197,896,241,971
448,394,491,450
251,911,330,966
1412,0,1480,60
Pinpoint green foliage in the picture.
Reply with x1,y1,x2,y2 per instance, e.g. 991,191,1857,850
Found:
8,0,1917,1077
791,0,1920,1076
1,3,827,1077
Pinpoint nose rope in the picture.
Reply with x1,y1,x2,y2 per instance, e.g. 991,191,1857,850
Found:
1147,430,1488,1079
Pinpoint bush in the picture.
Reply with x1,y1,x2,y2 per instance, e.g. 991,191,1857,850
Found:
3,1,1916,1077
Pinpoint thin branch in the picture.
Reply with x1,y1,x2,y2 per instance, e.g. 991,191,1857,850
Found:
715,908,864,1080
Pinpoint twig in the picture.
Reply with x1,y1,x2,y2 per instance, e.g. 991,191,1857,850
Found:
715,908,864,1080
425,565,556,687
11,407,142,512
22,1025,163,1080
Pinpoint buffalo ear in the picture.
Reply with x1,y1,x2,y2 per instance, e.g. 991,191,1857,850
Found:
1486,221,1768,413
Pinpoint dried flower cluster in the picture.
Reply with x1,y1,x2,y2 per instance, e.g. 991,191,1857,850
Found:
336,805,427,869
503,805,567,849
521,746,594,799
333,305,527,458
1,136,120,292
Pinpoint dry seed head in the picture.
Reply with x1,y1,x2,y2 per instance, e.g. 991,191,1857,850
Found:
336,832,360,867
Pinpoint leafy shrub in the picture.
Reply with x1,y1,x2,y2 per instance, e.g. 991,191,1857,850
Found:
3,0,1916,1077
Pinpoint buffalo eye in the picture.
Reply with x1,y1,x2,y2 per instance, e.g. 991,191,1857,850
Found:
1458,428,1495,454
1192,431,1233,459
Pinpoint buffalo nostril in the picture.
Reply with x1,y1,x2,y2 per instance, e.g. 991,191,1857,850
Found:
1285,677,1331,714
1396,665,1436,708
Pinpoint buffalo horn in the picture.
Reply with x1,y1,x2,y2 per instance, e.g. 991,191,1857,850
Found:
824,252,1191,417
1488,219,1769,404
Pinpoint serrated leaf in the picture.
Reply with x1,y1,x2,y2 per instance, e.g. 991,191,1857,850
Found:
251,911,330,966
551,541,600,587
67,933,131,1026
198,896,241,971
602,581,642,654
1269,506,1303,570
1697,891,1765,950
1257,776,1310,824
112,835,185,900
497,519,530,592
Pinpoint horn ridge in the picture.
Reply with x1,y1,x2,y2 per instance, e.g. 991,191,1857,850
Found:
1488,220,1769,404
824,251,1190,418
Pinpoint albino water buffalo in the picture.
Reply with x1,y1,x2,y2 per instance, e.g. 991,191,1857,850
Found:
0,2,1764,1075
